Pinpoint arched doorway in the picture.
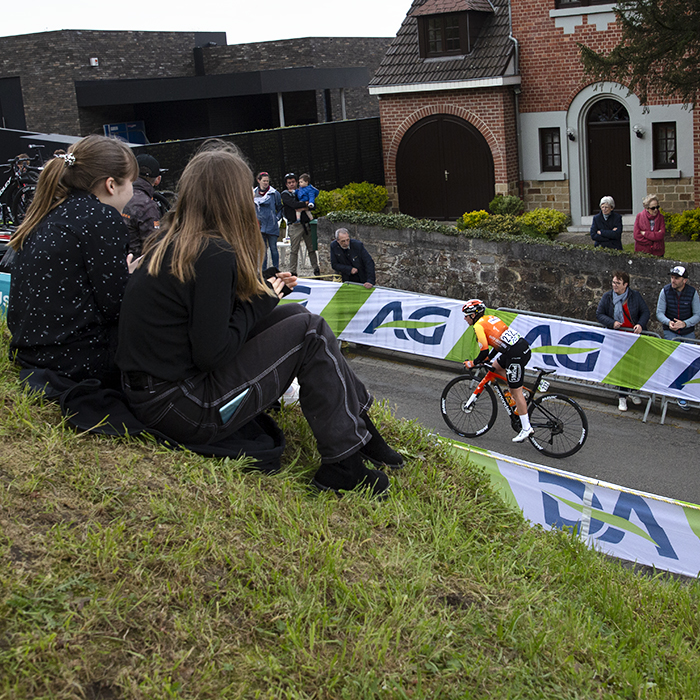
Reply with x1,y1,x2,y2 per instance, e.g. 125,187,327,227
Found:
586,99,632,214
396,114,495,220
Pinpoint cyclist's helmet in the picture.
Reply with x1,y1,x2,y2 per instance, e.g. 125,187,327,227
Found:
462,299,486,322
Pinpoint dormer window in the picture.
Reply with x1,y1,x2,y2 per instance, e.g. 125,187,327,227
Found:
412,1,492,59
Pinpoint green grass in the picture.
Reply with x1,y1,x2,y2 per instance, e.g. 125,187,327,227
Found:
1,319,700,699
623,240,700,262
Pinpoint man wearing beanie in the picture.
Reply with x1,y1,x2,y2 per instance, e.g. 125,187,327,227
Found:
122,154,162,257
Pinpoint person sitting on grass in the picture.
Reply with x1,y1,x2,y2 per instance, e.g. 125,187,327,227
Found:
116,140,403,497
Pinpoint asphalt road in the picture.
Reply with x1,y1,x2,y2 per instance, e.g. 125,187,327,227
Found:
346,351,700,506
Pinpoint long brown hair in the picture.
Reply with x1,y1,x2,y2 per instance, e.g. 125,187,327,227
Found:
145,140,270,302
10,135,138,251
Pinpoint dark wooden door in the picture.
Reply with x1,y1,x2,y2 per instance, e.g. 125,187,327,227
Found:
396,115,494,220
587,100,632,214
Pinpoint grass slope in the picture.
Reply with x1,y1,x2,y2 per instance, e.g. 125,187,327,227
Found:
1,321,699,699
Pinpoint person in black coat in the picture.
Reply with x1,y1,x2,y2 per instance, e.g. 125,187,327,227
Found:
596,269,650,411
330,228,376,288
590,195,623,250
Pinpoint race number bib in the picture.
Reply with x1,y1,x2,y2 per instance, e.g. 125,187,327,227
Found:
501,328,521,346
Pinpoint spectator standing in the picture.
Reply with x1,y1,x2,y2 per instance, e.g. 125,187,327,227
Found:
281,172,320,277
122,154,162,257
590,196,623,250
253,171,283,269
7,135,138,387
596,270,650,411
330,228,376,288
633,194,665,257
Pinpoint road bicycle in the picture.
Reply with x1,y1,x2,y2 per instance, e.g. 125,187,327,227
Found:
440,364,588,458
0,145,44,226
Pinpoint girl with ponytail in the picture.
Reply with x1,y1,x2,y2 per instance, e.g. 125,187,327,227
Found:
7,135,138,386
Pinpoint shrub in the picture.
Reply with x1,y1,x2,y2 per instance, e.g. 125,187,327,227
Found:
664,208,700,240
482,214,521,235
489,194,525,217
314,182,388,218
456,210,490,230
519,208,569,240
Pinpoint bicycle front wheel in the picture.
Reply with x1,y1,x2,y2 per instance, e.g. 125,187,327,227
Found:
440,375,497,438
528,394,588,458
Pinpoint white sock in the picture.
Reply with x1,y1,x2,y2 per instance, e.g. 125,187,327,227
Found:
518,411,531,431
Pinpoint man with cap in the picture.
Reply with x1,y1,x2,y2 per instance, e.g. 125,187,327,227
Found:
656,265,700,342
281,172,320,278
122,154,162,257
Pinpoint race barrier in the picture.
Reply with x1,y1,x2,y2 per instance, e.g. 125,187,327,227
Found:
448,440,700,578
0,272,9,309
281,280,700,403
2,274,699,403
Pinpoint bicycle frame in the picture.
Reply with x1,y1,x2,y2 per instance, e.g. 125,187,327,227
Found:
464,365,548,422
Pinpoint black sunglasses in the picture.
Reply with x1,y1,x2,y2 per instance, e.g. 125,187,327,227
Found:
648,206,660,211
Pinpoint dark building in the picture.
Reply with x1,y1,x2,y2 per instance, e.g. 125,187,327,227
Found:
0,31,391,143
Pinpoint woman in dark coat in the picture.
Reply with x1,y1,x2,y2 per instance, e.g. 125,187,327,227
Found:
590,195,623,250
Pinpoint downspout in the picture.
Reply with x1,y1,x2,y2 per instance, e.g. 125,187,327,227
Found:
508,0,524,198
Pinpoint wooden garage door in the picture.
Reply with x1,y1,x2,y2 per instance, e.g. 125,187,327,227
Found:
396,115,495,220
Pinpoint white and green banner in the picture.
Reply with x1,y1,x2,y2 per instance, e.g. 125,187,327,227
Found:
283,280,700,402
2,274,698,402
449,441,700,578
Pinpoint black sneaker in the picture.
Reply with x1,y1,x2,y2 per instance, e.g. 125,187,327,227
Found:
359,414,404,469
313,268,321,277
311,452,390,498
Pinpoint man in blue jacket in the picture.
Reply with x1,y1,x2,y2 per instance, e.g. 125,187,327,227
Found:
330,228,376,288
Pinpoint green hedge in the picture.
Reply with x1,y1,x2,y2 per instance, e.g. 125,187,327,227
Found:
314,182,388,218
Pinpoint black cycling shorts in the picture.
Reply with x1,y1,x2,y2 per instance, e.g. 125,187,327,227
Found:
496,338,531,389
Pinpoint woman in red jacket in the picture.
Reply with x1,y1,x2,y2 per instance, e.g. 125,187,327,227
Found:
633,194,665,257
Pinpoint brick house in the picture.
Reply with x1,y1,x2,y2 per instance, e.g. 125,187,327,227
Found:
370,0,696,223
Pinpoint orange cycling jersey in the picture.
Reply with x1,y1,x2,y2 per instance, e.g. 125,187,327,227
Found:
473,315,523,353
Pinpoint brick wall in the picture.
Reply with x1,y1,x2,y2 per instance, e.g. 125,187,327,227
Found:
646,178,695,215
378,88,519,212
522,180,570,212
203,37,390,121
0,30,198,135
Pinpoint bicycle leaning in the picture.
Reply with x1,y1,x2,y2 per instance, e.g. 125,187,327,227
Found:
440,363,589,458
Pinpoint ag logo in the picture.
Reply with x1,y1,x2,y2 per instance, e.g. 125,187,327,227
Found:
363,302,450,346
525,325,605,372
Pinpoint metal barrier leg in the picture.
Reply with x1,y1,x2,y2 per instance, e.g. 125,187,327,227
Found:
642,394,654,423
660,397,670,425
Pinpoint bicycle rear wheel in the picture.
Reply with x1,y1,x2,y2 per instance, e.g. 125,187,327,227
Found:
11,185,35,225
440,375,497,438
528,393,588,458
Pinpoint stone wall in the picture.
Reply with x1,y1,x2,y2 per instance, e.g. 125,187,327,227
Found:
316,218,699,337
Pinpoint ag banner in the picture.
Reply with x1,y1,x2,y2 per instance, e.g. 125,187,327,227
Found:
282,280,478,362
283,281,700,403
449,441,700,578
0,272,10,311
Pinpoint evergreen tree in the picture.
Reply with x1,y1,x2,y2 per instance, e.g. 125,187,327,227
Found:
579,0,700,106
